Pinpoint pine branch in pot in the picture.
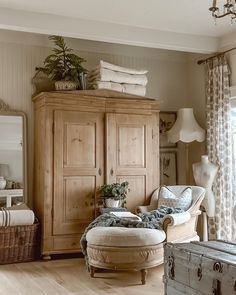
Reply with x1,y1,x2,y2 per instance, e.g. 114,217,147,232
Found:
35,35,87,91
99,181,129,208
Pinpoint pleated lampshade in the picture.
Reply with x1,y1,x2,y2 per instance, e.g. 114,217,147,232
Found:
167,108,205,143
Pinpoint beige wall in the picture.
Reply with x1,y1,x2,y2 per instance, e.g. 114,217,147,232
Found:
186,54,207,184
0,29,195,204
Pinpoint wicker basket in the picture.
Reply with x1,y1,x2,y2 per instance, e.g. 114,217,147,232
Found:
0,222,40,264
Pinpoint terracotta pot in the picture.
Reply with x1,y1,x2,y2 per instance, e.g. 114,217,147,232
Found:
105,199,120,208
55,80,77,91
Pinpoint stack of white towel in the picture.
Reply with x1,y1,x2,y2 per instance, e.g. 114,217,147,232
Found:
88,60,148,96
0,204,35,226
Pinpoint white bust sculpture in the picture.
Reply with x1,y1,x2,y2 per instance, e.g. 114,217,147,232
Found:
192,155,218,217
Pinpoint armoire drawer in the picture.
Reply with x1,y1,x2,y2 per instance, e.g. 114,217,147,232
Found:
53,235,82,251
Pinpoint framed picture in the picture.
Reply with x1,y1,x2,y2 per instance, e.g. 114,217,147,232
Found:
160,151,178,185
159,112,177,148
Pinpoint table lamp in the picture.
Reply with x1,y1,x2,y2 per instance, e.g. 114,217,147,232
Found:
167,108,205,183
0,164,9,190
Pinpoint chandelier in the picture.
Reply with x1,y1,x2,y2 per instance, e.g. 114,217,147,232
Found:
209,0,236,23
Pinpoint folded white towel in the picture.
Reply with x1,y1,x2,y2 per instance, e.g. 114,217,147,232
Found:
88,68,148,86
89,81,146,96
100,60,148,75
89,81,123,92
0,209,35,226
123,84,146,96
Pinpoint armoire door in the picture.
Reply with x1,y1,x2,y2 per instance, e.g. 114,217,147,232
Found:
106,113,154,211
53,111,104,235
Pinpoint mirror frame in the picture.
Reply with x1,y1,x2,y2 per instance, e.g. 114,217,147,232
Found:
0,99,28,204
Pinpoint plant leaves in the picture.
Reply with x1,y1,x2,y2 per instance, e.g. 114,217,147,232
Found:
36,35,87,86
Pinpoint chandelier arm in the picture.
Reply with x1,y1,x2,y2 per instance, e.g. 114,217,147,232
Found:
213,11,236,18
209,1,236,20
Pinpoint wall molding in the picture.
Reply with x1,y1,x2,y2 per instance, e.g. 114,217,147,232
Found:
0,29,189,63
0,7,219,54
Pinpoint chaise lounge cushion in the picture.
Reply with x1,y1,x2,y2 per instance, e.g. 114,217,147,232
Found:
86,227,166,247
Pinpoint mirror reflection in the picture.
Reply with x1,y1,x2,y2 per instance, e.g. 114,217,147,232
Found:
0,115,24,207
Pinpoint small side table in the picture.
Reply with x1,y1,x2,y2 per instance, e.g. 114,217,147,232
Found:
99,207,127,215
0,189,23,207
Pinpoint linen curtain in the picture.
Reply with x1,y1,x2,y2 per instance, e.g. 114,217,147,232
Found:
206,55,236,242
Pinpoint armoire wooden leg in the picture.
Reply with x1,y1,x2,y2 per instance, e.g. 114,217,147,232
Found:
42,255,51,261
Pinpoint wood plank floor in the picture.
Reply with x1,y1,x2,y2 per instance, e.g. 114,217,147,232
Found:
0,258,164,295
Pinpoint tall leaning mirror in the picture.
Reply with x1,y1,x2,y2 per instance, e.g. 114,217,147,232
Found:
0,99,28,207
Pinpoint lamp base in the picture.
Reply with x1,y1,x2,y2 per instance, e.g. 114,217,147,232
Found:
0,177,6,190
185,143,190,184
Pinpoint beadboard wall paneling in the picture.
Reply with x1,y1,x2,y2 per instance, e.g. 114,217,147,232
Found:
0,43,51,204
0,31,190,204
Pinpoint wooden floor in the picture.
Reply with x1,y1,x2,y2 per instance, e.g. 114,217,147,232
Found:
0,258,164,295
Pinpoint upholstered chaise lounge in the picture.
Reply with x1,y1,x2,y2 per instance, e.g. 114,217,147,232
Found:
86,185,205,284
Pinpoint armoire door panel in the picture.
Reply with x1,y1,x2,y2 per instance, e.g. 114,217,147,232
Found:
64,123,96,168
118,125,145,168
64,176,95,221
106,113,153,210
116,175,146,212
53,111,104,235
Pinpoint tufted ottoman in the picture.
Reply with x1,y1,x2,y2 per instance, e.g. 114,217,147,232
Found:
86,227,166,284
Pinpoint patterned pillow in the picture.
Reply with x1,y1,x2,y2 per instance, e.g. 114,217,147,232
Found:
158,186,192,211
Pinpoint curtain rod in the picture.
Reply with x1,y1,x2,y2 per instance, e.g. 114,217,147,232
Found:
197,46,236,65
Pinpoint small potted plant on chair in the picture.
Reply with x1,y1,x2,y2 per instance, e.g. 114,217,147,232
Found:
99,181,129,208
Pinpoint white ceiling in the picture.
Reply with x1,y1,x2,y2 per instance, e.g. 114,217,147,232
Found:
0,0,235,53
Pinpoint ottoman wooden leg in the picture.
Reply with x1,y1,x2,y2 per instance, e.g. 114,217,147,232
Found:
90,265,95,278
141,269,147,285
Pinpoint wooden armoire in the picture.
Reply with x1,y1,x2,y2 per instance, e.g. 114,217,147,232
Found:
33,89,160,259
